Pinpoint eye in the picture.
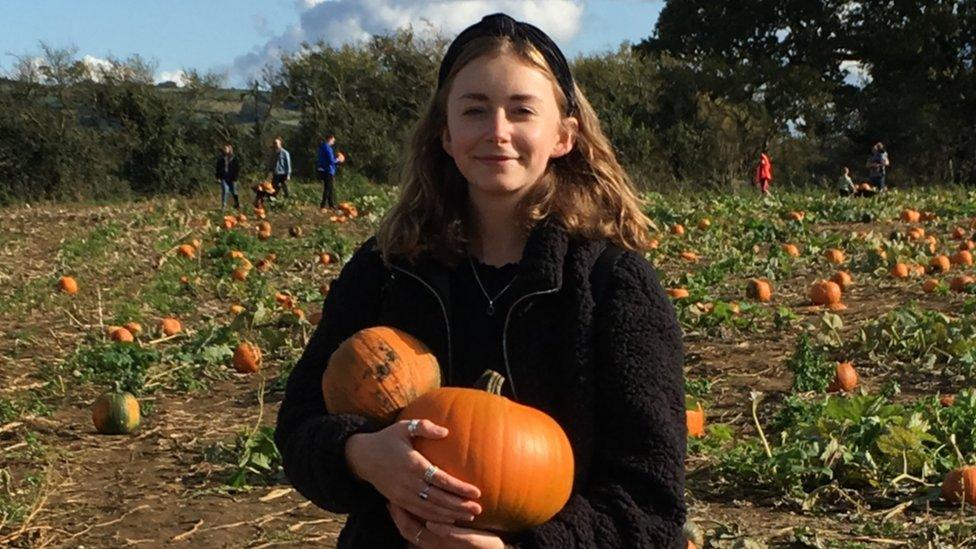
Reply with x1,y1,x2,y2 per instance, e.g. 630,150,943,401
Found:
462,108,485,116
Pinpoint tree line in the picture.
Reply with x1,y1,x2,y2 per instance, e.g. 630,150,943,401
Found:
1,0,973,204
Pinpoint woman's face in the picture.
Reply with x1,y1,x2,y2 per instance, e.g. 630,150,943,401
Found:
442,52,576,199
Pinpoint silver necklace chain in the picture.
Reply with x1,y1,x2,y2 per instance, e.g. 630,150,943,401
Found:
468,255,518,316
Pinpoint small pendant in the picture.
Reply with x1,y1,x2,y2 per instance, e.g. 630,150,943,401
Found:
487,302,495,315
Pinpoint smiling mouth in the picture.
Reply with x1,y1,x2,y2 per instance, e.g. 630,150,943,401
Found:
476,156,517,162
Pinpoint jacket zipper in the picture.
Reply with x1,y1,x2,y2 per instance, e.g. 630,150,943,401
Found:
390,265,453,384
502,286,559,401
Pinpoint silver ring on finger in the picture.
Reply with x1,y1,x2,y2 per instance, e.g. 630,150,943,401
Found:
418,483,432,500
423,464,438,484
407,419,420,437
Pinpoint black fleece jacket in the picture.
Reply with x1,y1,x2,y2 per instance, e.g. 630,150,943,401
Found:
274,218,688,548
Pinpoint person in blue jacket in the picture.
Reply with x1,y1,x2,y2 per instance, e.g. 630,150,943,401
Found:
318,133,345,210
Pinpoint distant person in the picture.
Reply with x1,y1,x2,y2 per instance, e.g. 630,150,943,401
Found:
268,137,291,199
837,166,877,197
753,146,773,196
214,143,241,210
317,133,345,211
866,142,890,191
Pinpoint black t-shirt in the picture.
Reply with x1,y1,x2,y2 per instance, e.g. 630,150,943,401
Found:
449,256,521,393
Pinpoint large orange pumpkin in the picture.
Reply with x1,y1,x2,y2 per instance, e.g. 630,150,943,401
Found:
809,280,842,306
159,318,182,336
951,250,973,266
890,263,910,279
322,326,441,423
929,255,951,273
399,370,573,533
942,466,976,505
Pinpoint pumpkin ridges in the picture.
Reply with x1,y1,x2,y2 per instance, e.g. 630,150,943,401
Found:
401,384,573,532
92,391,140,434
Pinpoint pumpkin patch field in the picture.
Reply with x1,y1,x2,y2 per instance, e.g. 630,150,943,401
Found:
4,182,976,546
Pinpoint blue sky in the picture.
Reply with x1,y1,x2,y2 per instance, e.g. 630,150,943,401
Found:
1,0,664,87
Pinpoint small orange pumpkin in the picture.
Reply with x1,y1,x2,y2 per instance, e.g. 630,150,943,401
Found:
809,280,842,306
781,243,800,257
686,401,706,438
159,318,182,336
828,361,858,392
58,276,79,295
929,255,952,273
670,224,686,236
177,244,196,259
229,304,245,315
952,227,967,240
951,250,973,266
891,263,910,279
922,279,941,293
680,251,699,262
950,275,975,293
900,209,921,223
746,279,772,302
109,327,135,343
786,211,805,222
830,271,853,291
323,327,442,424
667,288,690,300
942,466,976,505
233,341,262,374
824,248,845,264
697,218,711,230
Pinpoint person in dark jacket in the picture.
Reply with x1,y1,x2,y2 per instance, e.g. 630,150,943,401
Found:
318,133,345,211
215,143,241,210
275,12,687,549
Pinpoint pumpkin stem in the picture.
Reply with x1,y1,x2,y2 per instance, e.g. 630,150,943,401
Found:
474,369,506,395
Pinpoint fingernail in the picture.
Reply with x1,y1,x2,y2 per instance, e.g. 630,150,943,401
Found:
465,515,475,521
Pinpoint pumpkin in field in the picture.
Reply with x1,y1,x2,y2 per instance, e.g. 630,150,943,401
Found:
233,341,262,374
177,244,195,259
124,322,142,336
809,280,842,306
891,263,910,279
959,240,976,251
222,215,238,229
680,251,699,262
322,326,441,423
92,391,141,434
830,271,853,291
159,317,182,336
928,255,952,273
399,370,573,533
109,327,134,343
697,218,711,230
940,394,956,407
942,466,976,505
667,288,690,300
649,239,660,249
686,399,706,438
923,235,939,254
58,276,78,295
923,279,942,293
785,211,805,222
907,227,926,241
952,227,967,240
746,279,772,302
229,304,245,315
231,267,250,281
318,252,334,266
828,361,858,392
920,211,937,222
951,250,973,266
900,209,921,223
950,275,975,293
670,224,685,236
338,202,359,218
781,243,800,257
824,248,845,264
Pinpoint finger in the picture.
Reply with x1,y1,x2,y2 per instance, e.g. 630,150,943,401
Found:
423,465,482,502
425,520,483,542
387,503,423,541
418,482,478,521
399,493,461,524
402,418,449,440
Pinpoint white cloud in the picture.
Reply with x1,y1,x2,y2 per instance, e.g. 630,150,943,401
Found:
228,0,583,86
81,55,114,80
156,69,188,86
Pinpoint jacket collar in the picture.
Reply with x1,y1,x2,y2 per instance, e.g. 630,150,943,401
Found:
390,216,571,300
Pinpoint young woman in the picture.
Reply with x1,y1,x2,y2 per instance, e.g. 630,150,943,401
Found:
214,143,240,210
275,13,687,548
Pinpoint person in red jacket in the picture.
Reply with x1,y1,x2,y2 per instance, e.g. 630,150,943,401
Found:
753,146,773,196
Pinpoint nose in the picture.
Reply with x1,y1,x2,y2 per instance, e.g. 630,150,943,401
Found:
484,108,512,144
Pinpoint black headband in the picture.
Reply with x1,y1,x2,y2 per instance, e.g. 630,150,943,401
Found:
437,13,577,115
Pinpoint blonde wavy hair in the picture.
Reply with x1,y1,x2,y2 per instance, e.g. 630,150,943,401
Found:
376,35,653,265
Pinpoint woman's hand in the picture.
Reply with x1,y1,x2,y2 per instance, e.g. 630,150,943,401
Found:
388,503,507,549
345,419,482,524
